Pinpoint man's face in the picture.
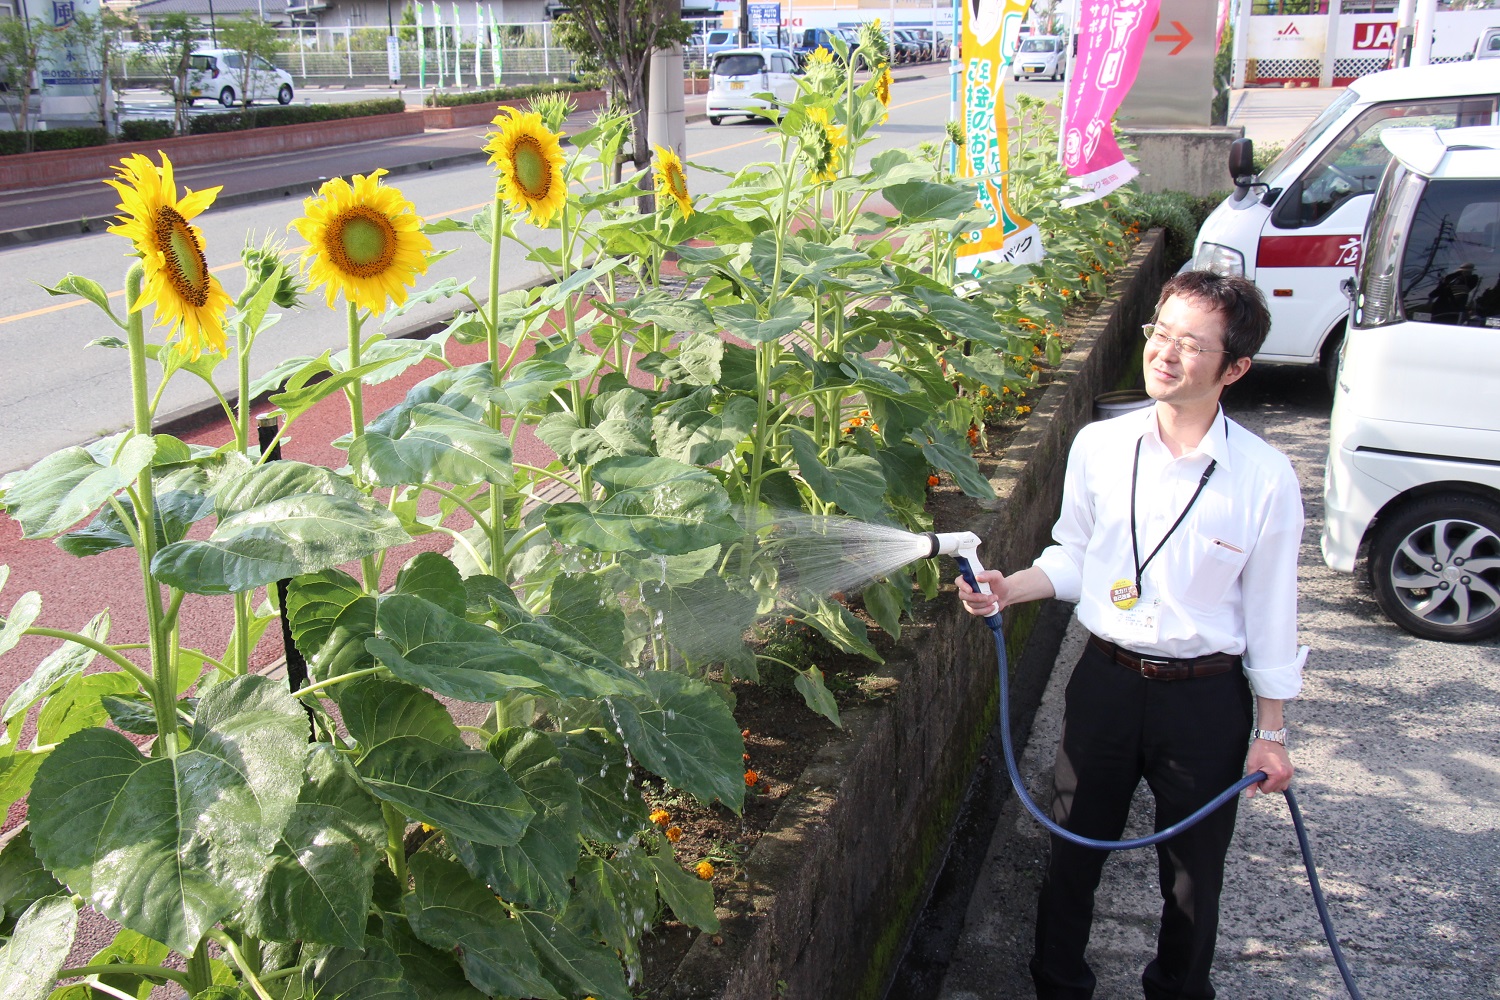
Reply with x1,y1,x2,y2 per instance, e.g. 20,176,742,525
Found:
1143,294,1249,408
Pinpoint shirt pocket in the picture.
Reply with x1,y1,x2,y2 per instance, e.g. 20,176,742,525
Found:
1180,534,1249,611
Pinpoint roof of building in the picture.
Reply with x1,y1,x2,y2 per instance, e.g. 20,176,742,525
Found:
130,0,289,18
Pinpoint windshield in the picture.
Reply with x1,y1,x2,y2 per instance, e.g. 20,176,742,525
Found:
714,54,765,76
1019,39,1056,52
1259,89,1360,189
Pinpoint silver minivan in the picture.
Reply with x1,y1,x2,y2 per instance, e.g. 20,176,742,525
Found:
1323,125,1500,642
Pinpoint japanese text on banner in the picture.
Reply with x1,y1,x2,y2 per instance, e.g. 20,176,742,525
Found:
958,0,1044,269
1060,0,1158,207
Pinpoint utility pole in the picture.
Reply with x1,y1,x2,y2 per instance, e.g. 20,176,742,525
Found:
647,0,686,161
739,0,749,47
207,0,219,46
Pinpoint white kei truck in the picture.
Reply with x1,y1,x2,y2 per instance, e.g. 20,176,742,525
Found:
1189,63,1499,386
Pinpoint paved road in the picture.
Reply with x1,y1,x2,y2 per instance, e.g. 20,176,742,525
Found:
937,364,1500,1000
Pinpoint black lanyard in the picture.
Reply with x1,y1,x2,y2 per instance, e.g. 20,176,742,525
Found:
1128,421,1224,596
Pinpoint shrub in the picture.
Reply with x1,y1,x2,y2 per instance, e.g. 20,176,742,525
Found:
1129,190,1224,264
120,118,175,142
425,81,592,107
0,126,107,156
188,97,406,134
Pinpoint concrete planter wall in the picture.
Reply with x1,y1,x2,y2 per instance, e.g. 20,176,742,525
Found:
657,231,1170,1000
420,88,606,128
0,112,424,192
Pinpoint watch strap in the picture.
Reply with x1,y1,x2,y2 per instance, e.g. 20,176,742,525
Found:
1251,727,1287,746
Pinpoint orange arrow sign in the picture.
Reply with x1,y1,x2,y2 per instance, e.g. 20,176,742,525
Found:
1153,20,1194,55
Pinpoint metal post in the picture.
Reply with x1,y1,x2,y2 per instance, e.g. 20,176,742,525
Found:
207,0,219,46
1319,0,1339,87
739,0,749,47
1230,0,1249,89
1411,0,1435,67
1392,0,1414,68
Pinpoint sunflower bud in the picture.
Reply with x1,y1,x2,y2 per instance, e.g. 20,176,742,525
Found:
242,234,304,310
859,18,889,59
945,120,966,148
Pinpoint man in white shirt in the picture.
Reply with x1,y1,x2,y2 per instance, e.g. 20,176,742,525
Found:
959,271,1301,1000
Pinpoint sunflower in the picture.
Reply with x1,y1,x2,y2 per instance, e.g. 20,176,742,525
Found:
874,63,893,118
799,106,847,183
653,145,693,217
105,152,233,360
291,169,432,313
803,46,842,94
485,107,568,227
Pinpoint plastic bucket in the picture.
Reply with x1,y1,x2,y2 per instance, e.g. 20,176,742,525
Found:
1093,389,1153,422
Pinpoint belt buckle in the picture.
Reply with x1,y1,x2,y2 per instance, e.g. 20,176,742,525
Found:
1139,657,1171,680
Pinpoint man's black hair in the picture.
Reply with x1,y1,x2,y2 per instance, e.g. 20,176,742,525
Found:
1154,270,1272,376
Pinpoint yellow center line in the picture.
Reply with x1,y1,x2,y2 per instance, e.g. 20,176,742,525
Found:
0,92,948,328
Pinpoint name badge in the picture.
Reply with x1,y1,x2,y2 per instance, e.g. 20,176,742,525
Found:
1109,578,1139,610
1104,597,1162,646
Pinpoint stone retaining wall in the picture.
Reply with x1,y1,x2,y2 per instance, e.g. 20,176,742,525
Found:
657,231,1170,1000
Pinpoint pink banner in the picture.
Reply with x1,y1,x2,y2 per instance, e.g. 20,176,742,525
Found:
1060,0,1159,207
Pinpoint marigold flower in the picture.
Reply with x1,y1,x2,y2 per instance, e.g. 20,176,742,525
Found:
666,826,683,842
744,769,758,787
696,860,715,880
927,474,940,487
1017,406,1032,415
966,425,979,446
744,752,752,761
650,808,670,827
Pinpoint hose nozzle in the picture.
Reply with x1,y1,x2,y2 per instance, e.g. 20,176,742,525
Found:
924,531,1002,627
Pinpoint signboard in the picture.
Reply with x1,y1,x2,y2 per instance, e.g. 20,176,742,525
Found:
1059,0,1156,206
40,0,103,120
956,0,1044,270
749,2,781,31
1117,0,1217,125
387,35,402,84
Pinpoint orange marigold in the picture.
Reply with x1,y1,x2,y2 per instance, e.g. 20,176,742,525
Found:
696,860,715,880
744,769,759,787
666,826,683,842
927,474,940,487
649,808,670,827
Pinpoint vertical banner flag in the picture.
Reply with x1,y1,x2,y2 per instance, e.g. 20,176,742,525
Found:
417,1,426,90
958,0,1044,270
1060,0,1158,207
489,4,503,82
453,3,464,88
434,3,446,88
475,4,486,86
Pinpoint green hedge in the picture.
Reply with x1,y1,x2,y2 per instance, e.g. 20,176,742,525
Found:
188,98,407,134
425,81,591,108
0,127,107,156
120,119,176,143
1130,190,1225,263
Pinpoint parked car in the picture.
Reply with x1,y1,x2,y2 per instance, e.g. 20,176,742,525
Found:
1013,34,1066,80
1466,25,1499,60
1323,124,1500,642
891,29,925,63
1189,62,1498,385
706,47,800,125
178,49,294,107
793,27,863,67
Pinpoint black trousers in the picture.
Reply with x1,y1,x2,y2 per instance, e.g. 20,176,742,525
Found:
1030,639,1254,1000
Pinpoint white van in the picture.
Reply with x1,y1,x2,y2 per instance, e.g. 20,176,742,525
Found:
1190,63,1497,384
706,48,800,126
179,49,295,107
1322,125,1500,643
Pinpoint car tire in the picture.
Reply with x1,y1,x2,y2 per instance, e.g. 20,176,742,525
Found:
1369,494,1500,643
709,115,722,125
278,84,293,105
219,87,235,107
1320,325,1345,395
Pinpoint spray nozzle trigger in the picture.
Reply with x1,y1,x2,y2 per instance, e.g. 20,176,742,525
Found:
924,532,1003,627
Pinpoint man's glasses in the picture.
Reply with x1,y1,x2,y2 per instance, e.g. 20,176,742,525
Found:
1141,324,1228,360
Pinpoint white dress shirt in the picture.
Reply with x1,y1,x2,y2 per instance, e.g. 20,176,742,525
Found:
1033,404,1307,699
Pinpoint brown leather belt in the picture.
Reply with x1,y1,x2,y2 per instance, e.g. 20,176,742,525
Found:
1088,633,1241,682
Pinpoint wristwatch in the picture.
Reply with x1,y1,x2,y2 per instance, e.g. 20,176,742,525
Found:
1251,727,1288,747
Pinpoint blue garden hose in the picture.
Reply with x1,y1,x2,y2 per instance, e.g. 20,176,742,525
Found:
954,557,1364,1000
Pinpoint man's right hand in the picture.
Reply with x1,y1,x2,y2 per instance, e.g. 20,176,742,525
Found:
956,569,1008,618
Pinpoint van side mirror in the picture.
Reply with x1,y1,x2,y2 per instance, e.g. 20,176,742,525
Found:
1229,137,1255,196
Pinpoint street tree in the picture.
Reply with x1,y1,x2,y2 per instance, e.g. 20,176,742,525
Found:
0,16,43,151
140,11,201,134
555,0,693,188
219,14,284,113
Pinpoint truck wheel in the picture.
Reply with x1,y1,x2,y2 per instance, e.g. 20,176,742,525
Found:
1369,494,1500,643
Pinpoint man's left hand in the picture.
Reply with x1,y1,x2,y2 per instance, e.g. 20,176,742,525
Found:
1245,739,1293,798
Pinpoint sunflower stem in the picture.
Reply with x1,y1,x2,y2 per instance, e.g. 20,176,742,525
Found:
486,193,509,580
124,263,178,757
343,300,379,592
236,319,251,454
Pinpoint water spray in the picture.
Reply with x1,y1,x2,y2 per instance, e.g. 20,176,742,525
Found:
923,531,1365,999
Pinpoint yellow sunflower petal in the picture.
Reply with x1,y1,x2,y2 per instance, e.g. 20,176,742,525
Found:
290,169,433,313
